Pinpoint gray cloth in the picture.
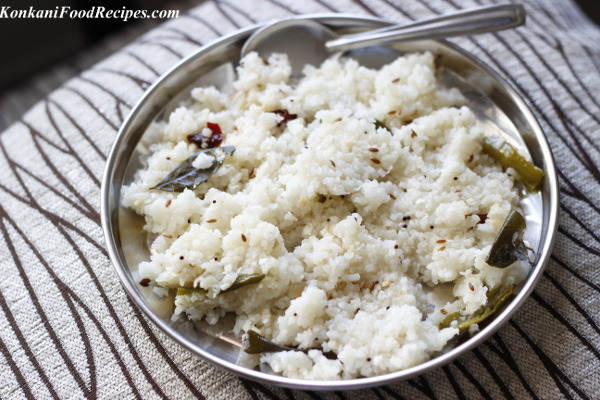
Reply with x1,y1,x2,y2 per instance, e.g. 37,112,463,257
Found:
0,0,598,398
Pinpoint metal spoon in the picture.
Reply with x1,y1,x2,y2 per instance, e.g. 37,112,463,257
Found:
241,4,525,74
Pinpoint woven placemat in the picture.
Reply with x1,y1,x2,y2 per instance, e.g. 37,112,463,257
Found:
0,0,598,398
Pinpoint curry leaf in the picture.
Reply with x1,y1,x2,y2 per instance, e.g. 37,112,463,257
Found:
457,285,513,332
175,273,264,297
244,330,297,354
152,145,235,192
244,330,337,359
374,119,391,134
438,285,513,332
486,210,529,268
222,274,265,293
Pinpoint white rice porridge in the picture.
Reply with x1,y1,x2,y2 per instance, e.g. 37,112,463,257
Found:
122,51,531,380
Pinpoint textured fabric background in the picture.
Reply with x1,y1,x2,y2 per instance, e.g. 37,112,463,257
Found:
1,0,599,399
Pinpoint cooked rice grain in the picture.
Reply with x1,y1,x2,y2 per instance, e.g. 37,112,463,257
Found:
122,51,529,379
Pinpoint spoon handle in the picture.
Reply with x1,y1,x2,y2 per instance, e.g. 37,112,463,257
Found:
326,4,526,52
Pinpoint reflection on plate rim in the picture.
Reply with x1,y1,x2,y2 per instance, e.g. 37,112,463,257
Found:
100,14,559,390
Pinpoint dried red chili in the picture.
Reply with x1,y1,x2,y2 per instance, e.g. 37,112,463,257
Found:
476,214,488,224
271,109,297,127
187,122,223,149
